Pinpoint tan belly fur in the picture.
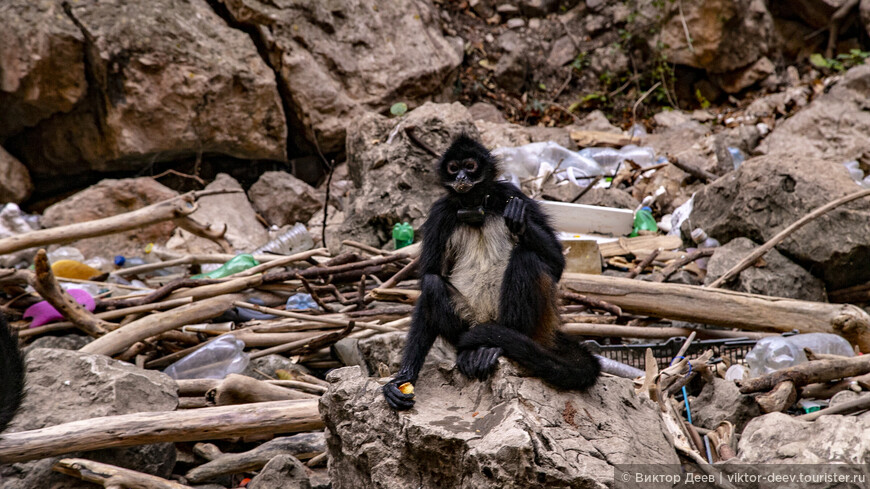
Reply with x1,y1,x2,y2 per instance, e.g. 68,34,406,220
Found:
445,217,515,325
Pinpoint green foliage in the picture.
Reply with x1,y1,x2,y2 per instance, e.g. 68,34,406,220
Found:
694,88,711,109
810,49,870,72
389,102,408,117
571,52,589,71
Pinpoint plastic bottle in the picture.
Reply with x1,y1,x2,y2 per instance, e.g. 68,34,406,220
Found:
164,334,250,380
287,293,319,310
618,145,656,167
745,333,855,378
595,355,645,379
492,142,603,189
629,206,658,237
47,246,85,263
191,254,259,279
727,147,746,169
690,228,720,270
392,222,414,249
252,223,314,256
114,255,147,268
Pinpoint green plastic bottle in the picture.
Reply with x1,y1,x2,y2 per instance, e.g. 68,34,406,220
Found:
192,254,259,279
392,222,414,249
629,206,658,237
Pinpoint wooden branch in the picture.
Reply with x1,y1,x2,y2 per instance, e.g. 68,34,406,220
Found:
626,248,661,279
207,375,317,406
174,216,232,253
266,253,408,282
562,272,870,351
233,301,398,333
185,433,325,483
54,458,193,489
0,193,197,255
650,248,714,282
756,380,797,413
0,399,322,464
560,290,622,316
570,130,637,147
709,187,870,288
668,155,717,183
739,354,870,394
598,235,682,258
177,379,326,397
80,294,244,357
31,250,112,336
232,248,330,278
249,322,355,360
170,274,264,301
799,392,870,421
561,322,772,340
368,288,421,304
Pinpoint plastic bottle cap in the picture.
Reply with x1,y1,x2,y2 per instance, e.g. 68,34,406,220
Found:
114,255,126,266
640,206,652,213
690,228,708,243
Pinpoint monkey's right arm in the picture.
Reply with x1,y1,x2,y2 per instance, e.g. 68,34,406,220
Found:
383,199,461,411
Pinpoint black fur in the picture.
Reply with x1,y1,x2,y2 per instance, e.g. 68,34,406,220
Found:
0,314,25,433
383,135,600,410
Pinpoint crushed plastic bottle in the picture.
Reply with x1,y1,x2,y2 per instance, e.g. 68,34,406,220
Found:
727,147,746,169
492,142,602,189
392,222,414,249
629,206,658,237
47,246,85,264
287,293,319,310
668,195,694,237
689,228,720,270
724,364,747,381
114,255,147,268
164,334,250,380
628,123,648,139
619,145,656,167
252,223,314,256
191,254,259,279
745,333,855,378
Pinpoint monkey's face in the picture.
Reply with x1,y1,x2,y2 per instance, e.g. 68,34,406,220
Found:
444,158,482,193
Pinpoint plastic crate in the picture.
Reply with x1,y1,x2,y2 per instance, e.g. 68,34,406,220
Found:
583,336,759,371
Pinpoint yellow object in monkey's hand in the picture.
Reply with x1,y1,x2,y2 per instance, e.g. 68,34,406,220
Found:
399,382,415,395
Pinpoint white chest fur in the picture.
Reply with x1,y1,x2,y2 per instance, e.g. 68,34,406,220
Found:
445,217,516,325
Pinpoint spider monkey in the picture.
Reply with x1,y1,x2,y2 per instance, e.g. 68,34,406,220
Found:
0,314,25,433
383,134,600,410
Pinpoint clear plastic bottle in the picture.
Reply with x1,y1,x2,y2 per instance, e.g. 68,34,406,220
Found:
164,334,250,380
252,223,314,256
287,293,319,310
618,145,656,167
492,142,603,188
745,333,855,377
47,246,85,263
727,147,746,169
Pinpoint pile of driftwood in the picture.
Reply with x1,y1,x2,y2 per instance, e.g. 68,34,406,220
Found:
1,189,870,486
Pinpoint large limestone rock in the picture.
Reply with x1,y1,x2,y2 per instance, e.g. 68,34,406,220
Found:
9,0,286,179
738,412,870,463
0,146,32,204
249,171,323,227
320,364,679,489
41,177,179,259
340,102,478,247
759,64,870,162
689,155,870,289
690,377,761,434
705,237,827,302
656,0,773,74
0,348,178,489
217,0,463,153
0,0,87,139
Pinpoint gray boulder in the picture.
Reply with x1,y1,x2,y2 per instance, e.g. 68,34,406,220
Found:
705,237,827,302
247,454,312,489
0,348,178,489
0,146,32,204
249,171,323,228
738,412,870,464
690,377,761,434
340,102,478,247
320,364,679,489
690,154,870,289
217,0,463,153
9,0,286,179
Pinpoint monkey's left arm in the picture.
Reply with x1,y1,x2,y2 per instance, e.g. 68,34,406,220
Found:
503,193,565,279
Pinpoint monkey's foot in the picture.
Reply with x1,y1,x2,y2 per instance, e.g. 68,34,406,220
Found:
383,380,415,411
457,346,503,381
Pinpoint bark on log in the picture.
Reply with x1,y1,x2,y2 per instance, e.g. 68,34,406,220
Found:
80,294,244,357
739,354,870,393
207,374,318,406
54,458,193,489
0,399,322,464
561,322,772,340
756,380,798,413
562,273,870,352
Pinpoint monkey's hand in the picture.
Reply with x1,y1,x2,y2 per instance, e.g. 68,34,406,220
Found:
504,197,527,235
383,376,416,411
457,346,503,380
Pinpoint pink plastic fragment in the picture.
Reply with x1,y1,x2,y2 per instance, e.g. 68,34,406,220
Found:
23,289,96,328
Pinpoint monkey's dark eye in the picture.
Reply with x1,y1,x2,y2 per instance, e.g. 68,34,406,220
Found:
463,159,478,172
447,161,459,174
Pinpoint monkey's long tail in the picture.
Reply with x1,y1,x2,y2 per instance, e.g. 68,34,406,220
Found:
0,314,25,433
458,323,600,390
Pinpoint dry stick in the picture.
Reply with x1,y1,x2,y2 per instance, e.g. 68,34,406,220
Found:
99,278,221,309
185,433,325,484
170,274,264,301
341,240,387,256
650,248,715,283
0,399,322,464
233,301,397,333
373,256,419,291
569,175,603,203
111,256,195,278
31,250,113,336
232,248,330,278
561,290,622,316
404,125,441,157
249,322,355,360
177,379,326,397
0,192,200,255
269,253,409,281
739,354,870,394
174,216,232,252
54,458,193,489
562,272,870,351
80,294,245,357
709,187,870,289
756,380,798,413
561,322,772,340
626,248,661,279
297,274,334,312
799,392,870,421
18,296,194,338
356,274,367,309
207,375,318,406
668,155,717,183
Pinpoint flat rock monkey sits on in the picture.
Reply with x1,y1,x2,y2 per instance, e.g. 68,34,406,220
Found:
383,134,601,410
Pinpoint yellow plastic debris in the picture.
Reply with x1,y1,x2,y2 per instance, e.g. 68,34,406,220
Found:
51,260,102,280
399,382,414,395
